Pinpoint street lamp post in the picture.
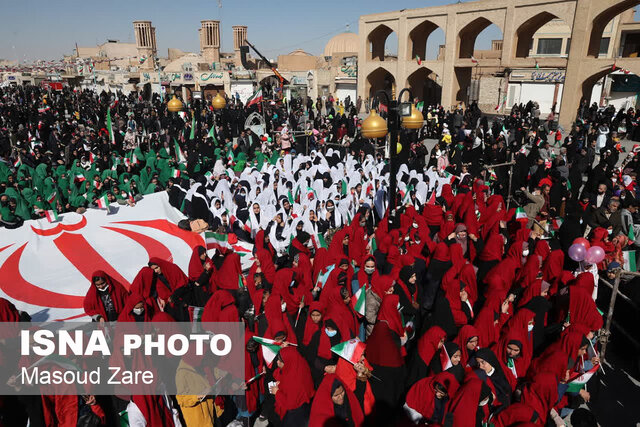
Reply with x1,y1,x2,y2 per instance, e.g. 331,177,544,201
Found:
361,88,422,228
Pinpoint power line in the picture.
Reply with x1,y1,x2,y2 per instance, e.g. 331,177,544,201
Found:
259,21,358,54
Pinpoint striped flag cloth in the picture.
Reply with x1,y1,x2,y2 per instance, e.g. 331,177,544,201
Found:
188,305,203,332
96,195,109,209
351,286,366,316
189,115,196,140
566,364,599,393
316,264,335,288
443,171,457,184
13,157,22,168
207,126,218,144
204,232,233,252
515,207,528,221
247,88,263,107
174,140,187,164
330,338,364,364
44,210,59,223
107,107,116,145
252,336,283,366
313,233,328,249
47,191,57,204
623,250,636,271
369,236,377,254
75,174,86,182
172,169,181,178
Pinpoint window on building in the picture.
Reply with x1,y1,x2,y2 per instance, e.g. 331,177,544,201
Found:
599,37,610,55
537,38,563,55
565,38,571,55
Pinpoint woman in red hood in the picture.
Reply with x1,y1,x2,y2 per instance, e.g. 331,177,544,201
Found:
454,324,480,368
494,327,532,381
309,374,364,427
474,293,510,348
187,246,215,288
323,285,358,340
404,371,460,425
494,371,558,426
406,325,446,386
262,292,297,345
443,377,494,427
302,301,324,346
148,257,188,290
83,270,129,322
118,294,154,322
589,227,615,253
211,250,244,290
201,290,238,322
272,346,315,426
542,249,565,294
366,294,406,408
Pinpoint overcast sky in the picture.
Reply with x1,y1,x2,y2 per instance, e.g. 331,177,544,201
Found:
0,0,504,62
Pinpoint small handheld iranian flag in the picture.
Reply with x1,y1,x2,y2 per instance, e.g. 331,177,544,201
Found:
188,306,203,332
316,264,336,288
331,338,364,364
207,126,218,144
351,285,366,316
174,140,187,164
47,191,57,204
628,226,636,242
172,169,181,178
96,195,109,209
204,231,233,252
566,363,599,393
44,210,59,223
623,250,636,271
515,207,527,221
13,156,22,168
252,336,283,366
314,233,328,249
443,171,457,184
188,306,203,323
246,88,263,107
107,106,116,145
369,236,377,254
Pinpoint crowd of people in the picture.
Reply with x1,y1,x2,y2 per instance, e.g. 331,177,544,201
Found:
0,83,639,427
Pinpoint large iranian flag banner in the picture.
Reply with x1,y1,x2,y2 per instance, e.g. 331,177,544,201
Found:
0,193,203,321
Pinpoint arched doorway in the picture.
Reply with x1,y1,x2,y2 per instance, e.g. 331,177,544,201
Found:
582,67,640,112
366,67,395,101
407,68,442,106
458,17,503,59
588,0,640,58
514,12,568,58
408,20,445,61
368,24,398,61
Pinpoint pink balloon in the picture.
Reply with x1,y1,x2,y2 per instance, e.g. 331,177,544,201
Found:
585,246,605,264
568,243,587,262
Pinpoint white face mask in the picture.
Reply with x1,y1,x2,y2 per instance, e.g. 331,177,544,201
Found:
97,284,110,293
522,249,530,257
527,324,534,332
364,266,375,275
133,307,144,315
281,302,287,312
479,397,490,407
412,222,418,229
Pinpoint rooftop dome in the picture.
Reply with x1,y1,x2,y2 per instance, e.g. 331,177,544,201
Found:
288,49,313,56
324,32,358,57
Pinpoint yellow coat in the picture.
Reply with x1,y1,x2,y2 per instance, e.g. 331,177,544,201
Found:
175,359,222,426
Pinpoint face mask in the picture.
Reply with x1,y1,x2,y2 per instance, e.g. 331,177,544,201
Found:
327,206,334,212
607,229,612,235
479,397,490,407
364,267,375,275
133,307,144,315
412,223,418,229
325,328,337,338
522,249,529,257
97,285,109,293
281,302,287,312
527,324,534,332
